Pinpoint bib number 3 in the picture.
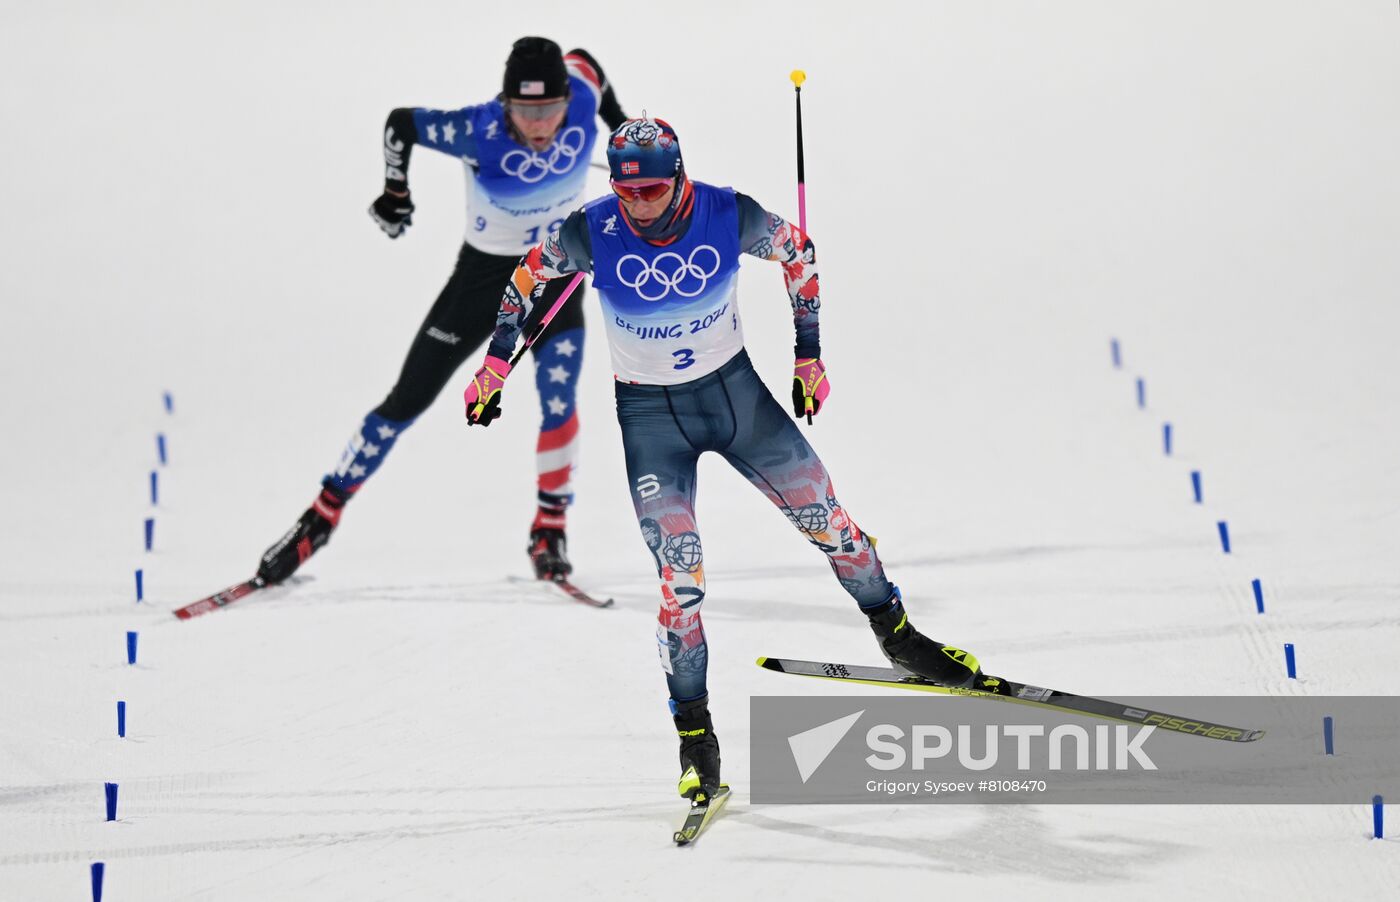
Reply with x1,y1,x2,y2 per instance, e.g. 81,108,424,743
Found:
671,348,695,370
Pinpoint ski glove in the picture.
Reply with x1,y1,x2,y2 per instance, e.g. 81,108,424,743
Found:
792,358,831,420
464,355,512,426
368,188,415,239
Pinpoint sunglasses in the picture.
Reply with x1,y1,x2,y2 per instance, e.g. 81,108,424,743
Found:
507,99,569,121
610,178,674,203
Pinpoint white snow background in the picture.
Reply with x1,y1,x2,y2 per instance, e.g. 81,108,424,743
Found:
2,1,1399,899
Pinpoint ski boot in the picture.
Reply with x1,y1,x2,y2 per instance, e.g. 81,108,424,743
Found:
256,481,349,585
866,587,1008,694
673,695,722,800
527,528,572,580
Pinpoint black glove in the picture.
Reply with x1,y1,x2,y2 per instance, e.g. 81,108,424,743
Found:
368,189,414,239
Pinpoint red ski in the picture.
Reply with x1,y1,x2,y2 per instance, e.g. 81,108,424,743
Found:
547,576,615,608
508,575,615,608
173,577,266,620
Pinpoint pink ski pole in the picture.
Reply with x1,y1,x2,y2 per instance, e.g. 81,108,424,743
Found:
508,271,586,367
790,70,815,424
468,271,586,423
791,70,808,237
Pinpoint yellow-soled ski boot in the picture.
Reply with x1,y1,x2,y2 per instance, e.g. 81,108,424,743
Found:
672,695,721,800
866,587,1000,690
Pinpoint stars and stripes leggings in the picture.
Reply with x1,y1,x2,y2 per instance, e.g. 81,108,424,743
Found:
325,241,585,512
615,349,895,703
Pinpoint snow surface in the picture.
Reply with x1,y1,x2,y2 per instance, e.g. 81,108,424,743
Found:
3,1,1399,899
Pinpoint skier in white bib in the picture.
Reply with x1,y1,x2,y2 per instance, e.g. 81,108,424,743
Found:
464,116,1004,801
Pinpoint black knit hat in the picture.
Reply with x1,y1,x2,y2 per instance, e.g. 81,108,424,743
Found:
503,37,569,100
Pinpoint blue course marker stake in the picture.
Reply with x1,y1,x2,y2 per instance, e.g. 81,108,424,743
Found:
1191,470,1202,503
157,433,167,466
1284,643,1297,679
135,569,144,603
1136,378,1145,409
126,631,138,665
1375,796,1385,839
1217,521,1231,554
1323,716,1334,755
1251,578,1264,613
150,470,159,506
1110,339,1121,368
163,391,174,414
1163,423,1173,455
117,701,126,738
104,782,118,821
144,517,154,552
91,862,105,902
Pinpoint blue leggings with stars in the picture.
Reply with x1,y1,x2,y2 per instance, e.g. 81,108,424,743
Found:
324,241,585,508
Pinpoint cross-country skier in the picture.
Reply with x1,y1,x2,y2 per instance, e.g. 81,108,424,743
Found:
256,37,627,585
462,116,1005,802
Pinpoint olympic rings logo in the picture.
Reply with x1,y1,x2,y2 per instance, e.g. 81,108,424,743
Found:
499,126,586,183
616,245,722,301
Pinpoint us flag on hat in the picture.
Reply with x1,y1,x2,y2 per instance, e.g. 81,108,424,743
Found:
518,80,546,96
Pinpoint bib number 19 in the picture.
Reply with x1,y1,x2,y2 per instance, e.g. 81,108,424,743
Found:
524,218,567,245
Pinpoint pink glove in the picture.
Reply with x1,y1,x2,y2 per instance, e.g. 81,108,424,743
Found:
792,358,831,421
464,355,512,426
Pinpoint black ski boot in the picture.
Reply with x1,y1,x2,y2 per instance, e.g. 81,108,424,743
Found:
866,587,1004,691
673,695,722,800
256,482,349,585
528,528,572,580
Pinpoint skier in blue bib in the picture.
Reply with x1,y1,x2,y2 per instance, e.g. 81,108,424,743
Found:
254,37,627,587
464,117,1004,801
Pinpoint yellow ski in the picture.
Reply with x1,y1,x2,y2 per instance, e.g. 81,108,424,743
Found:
673,784,731,845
